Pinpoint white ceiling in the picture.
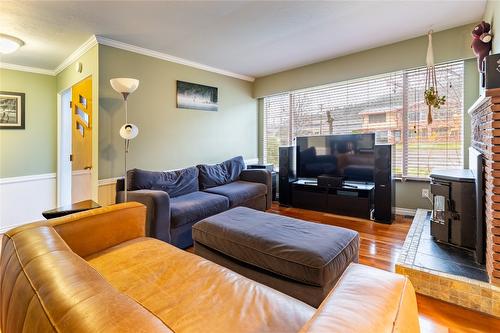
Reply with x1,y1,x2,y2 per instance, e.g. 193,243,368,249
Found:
0,1,486,78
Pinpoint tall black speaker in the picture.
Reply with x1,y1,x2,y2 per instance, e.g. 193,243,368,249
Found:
279,146,296,206
374,145,394,223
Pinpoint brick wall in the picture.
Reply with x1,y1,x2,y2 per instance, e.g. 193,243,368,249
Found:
469,89,500,286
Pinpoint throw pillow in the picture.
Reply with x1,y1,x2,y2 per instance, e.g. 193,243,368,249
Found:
127,167,199,197
197,156,245,189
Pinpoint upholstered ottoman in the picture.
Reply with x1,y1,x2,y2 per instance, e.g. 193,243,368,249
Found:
192,207,359,307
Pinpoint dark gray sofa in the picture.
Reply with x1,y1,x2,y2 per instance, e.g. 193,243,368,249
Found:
116,156,272,248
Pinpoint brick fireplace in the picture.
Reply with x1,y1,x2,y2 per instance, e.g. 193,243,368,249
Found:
469,89,500,286
395,90,500,317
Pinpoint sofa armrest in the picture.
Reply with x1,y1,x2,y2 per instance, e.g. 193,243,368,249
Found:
300,263,420,333
48,202,147,258
116,189,172,243
240,169,272,209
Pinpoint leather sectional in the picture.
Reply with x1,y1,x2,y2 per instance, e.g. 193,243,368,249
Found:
1,203,420,333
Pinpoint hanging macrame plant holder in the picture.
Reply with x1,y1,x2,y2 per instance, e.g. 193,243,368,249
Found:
424,31,446,125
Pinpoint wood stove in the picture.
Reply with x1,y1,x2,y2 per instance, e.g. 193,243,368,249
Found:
430,167,484,264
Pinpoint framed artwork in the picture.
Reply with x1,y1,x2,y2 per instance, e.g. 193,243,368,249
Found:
176,80,218,111
0,91,25,129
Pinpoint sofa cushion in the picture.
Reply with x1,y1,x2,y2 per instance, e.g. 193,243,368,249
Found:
197,156,245,190
86,237,314,333
127,167,199,198
204,180,267,207
192,207,359,287
170,191,229,228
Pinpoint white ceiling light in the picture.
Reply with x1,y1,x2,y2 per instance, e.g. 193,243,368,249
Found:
0,34,25,54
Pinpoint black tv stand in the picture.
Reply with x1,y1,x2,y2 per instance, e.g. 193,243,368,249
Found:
290,178,375,219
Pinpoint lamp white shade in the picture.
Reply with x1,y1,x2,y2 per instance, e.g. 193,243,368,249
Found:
120,123,139,140
110,78,139,94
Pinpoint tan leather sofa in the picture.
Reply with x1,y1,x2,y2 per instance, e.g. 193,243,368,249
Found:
0,203,420,333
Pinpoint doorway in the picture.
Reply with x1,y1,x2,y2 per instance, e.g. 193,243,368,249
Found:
57,76,93,205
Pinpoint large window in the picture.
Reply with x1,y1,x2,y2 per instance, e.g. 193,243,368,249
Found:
263,61,464,179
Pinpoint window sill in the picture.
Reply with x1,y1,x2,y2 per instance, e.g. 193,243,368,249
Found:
394,176,430,183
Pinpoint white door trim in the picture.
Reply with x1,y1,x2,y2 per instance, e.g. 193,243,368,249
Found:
57,88,72,206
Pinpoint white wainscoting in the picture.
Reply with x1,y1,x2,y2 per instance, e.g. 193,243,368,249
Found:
0,173,57,233
98,177,121,207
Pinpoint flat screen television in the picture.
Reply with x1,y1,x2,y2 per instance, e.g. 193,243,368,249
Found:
296,133,375,182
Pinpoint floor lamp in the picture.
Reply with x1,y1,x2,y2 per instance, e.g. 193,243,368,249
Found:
110,78,139,202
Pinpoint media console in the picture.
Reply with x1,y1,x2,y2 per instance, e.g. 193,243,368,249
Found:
291,179,375,219
278,134,394,223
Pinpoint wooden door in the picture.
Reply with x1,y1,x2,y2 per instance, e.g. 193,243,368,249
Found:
71,76,92,202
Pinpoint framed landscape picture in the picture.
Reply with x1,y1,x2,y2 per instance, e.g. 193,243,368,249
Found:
176,80,218,111
0,91,25,129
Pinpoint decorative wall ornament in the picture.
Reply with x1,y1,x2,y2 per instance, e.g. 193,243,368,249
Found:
471,21,493,73
0,91,25,129
424,31,446,125
176,81,218,111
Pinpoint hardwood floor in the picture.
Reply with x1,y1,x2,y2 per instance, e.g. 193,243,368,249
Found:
268,204,500,333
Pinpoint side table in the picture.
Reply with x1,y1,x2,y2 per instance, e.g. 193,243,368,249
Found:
42,200,101,219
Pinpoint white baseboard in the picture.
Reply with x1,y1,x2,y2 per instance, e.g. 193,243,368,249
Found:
395,207,417,217
0,173,57,233
98,177,122,186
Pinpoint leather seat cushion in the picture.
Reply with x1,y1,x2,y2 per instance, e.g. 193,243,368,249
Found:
192,207,359,287
86,237,314,333
203,181,267,207
170,191,229,228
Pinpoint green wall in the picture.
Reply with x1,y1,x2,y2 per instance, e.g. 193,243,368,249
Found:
0,69,57,178
254,24,475,98
253,25,480,210
484,0,500,54
56,45,98,93
98,45,258,179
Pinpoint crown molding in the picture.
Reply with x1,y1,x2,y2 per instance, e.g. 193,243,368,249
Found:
0,35,97,76
0,62,55,76
96,36,255,82
54,35,98,75
1,34,254,82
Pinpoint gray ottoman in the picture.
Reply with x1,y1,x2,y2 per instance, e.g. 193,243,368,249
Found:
192,207,359,307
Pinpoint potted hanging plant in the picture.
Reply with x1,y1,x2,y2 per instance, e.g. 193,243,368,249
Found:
424,86,446,123
424,31,446,124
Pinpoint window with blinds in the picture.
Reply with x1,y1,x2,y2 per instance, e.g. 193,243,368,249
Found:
263,94,290,166
263,61,464,179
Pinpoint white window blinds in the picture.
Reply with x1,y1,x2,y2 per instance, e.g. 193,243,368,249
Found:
403,61,464,177
263,93,290,166
263,61,464,179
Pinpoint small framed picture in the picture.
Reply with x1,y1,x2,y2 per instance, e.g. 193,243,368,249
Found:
0,91,25,129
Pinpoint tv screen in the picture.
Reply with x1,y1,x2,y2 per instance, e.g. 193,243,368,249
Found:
296,134,375,182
